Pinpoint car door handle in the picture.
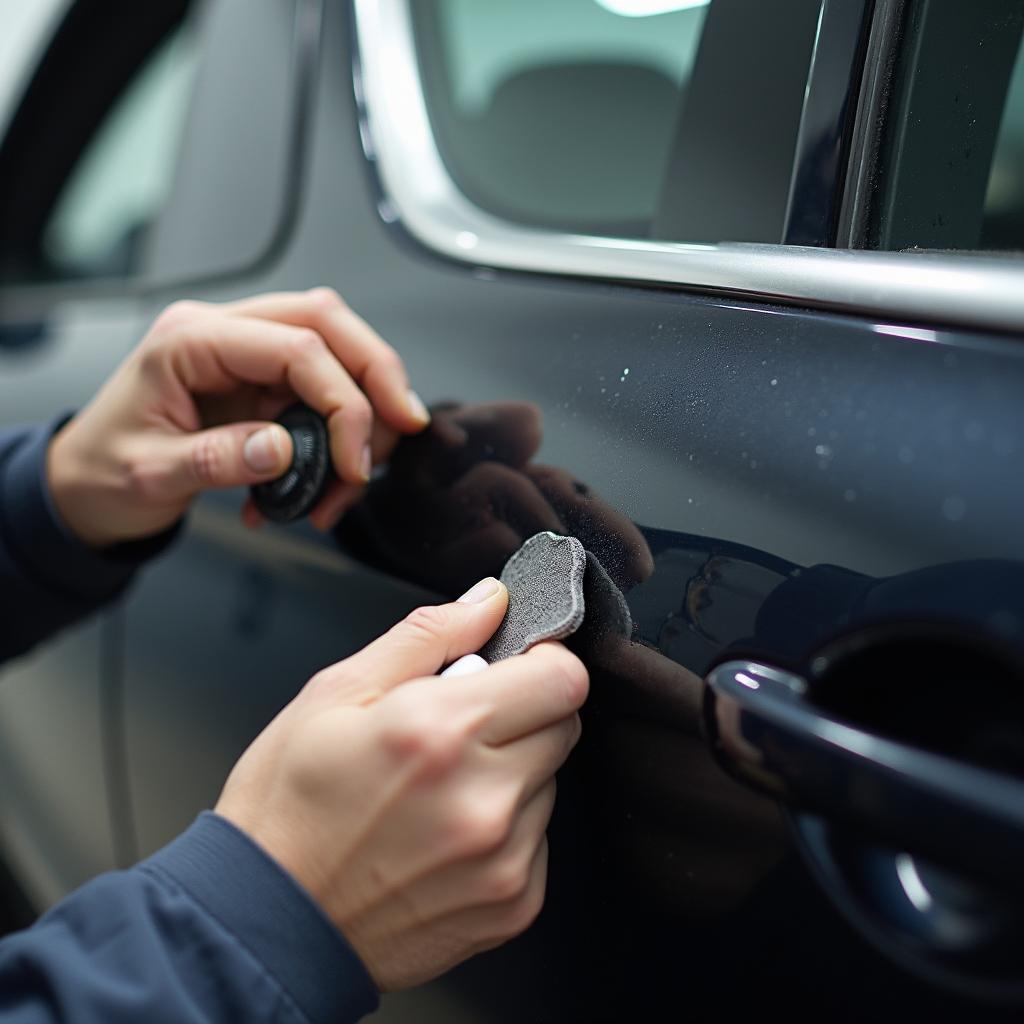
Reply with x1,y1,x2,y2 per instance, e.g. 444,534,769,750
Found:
705,659,1024,894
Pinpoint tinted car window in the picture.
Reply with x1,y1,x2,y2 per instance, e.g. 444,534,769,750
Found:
43,26,198,281
0,3,197,286
410,0,821,243
984,31,1024,249
869,1,1024,252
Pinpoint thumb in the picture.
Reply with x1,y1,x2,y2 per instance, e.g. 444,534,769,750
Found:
170,422,294,496
320,579,509,700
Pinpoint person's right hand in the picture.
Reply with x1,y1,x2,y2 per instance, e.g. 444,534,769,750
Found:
47,288,429,548
215,577,588,991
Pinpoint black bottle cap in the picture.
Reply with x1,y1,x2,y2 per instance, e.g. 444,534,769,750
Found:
250,403,333,523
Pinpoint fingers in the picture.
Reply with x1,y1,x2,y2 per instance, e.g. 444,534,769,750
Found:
360,836,550,988
133,422,295,502
462,835,550,955
395,782,557,924
499,716,582,800
307,418,397,531
447,642,589,746
324,580,510,697
160,312,375,484
307,478,365,531
219,287,430,435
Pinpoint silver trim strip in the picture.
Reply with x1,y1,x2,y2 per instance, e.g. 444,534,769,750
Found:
353,0,1024,334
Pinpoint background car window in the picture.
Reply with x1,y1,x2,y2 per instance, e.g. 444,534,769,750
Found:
0,2,196,286
413,0,708,238
410,0,822,243
869,1,1024,253
0,0,67,138
983,33,1024,249
43,26,198,281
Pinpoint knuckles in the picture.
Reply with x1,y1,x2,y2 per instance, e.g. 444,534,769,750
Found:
505,879,545,936
152,299,206,334
190,431,225,487
566,712,583,752
444,795,515,859
395,604,452,647
479,847,533,903
286,326,328,363
481,860,545,941
306,285,348,312
334,394,373,430
379,692,468,775
372,345,405,377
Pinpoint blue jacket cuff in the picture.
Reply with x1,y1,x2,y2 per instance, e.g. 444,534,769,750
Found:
0,417,179,603
142,812,379,1024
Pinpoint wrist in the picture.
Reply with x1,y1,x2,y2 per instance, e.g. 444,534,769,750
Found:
145,812,379,1023
46,421,114,549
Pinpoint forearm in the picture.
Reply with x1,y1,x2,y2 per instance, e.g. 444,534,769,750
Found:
0,420,178,665
0,813,378,1024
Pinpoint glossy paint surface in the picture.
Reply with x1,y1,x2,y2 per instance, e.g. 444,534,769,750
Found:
2,0,1024,1019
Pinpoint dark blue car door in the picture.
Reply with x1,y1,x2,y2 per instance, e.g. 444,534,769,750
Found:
5,0,1024,1020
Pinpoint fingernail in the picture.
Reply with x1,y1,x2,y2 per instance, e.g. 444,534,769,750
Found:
244,426,285,474
440,653,489,678
360,444,373,482
407,388,431,424
457,577,500,604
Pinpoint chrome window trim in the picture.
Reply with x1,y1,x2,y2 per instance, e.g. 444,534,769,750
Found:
352,0,1024,335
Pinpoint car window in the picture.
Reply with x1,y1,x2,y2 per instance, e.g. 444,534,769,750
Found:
41,25,198,281
983,32,1024,250
0,0,67,137
869,2,1024,253
409,0,822,243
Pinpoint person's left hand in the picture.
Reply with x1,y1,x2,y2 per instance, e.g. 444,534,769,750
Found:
46,288,430,547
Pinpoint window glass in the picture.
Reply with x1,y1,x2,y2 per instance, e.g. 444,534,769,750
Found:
410,0,824,244
983,37,1024,249
413,0,709,238
869,2,1024,253
42,25,198,280
0,0,67,137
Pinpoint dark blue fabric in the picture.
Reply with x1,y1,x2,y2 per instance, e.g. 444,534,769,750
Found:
0,423,380,1022
0,420,179,662
0,814,379,1024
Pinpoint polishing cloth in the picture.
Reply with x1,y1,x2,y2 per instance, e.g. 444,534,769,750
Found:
480,531,586,662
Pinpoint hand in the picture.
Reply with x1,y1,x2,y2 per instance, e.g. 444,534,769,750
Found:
215,578,588,990
46,288,430,547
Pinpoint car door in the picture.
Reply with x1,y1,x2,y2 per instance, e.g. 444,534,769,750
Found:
5,0,1024,1021
344,5,1024,1017
126,0,1024,1020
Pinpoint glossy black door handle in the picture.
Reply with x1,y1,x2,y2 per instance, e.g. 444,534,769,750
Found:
705,660,1024,893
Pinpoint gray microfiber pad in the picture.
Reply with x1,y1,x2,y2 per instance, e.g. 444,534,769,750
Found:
480,532,586,662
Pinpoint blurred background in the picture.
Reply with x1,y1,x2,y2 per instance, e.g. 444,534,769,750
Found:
0,0,64,131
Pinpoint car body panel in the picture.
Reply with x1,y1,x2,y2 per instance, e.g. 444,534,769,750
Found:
1,0,1023,1019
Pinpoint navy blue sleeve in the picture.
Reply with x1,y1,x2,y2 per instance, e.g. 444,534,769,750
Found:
0,420,179,664
0,812,379,1024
